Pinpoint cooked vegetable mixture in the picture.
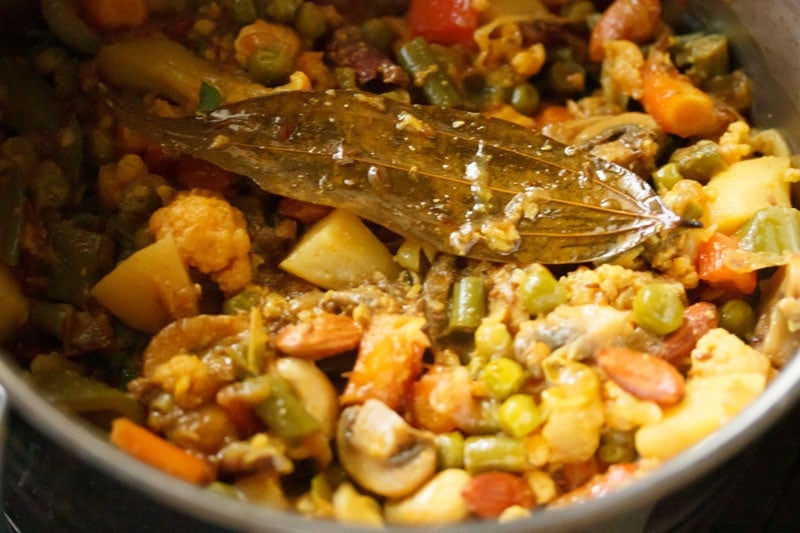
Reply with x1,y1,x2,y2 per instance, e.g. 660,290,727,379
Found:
3,0,800,525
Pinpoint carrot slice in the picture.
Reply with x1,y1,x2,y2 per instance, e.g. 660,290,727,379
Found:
110,417,216,484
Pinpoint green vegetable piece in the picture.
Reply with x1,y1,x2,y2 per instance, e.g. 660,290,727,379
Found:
517,266,565,316
196,82,222,113
548,60,585,95
498,394,542,437
361,17,394,53
334,67,358,90
633,282,685,335
669,140,727,183
41,0,100,54
29,369,145,424
248,43,296,87
223,288,262,315
463,435,528,473
398,37,463,108
719,299,756,339
597,428,636,464
0,163,25,266
232,0,258,24
47,221,115,307
435,431,465,470
736,206,800,255
672,33,729,83
561,0,597,29
652,162,683,193
478,358,525,400
474,320,513,358
295,2,328,42
449,276,486,330
254,374,321,444
265,0,303,23
510,82,540,116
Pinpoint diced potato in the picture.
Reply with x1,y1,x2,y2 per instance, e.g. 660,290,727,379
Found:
0,262,29,342
91,235,199,333
704,156,796,233
279,209,401,290
635,372,766,460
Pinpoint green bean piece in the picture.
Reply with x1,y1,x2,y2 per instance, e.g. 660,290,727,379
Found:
478,358,525,400
669,140,727,183
547,59,585,95
47,221,115,307
247,43,296,87
29,369,145,425
448,276,486,331
264,0,303,24
597,428,636,464
232,0,258,25
29,301,113,352
719,299,756,339
397,37,463,108
736,206,800,255
463,435,529,473
474,320,513,358
517,266,565,316
632,282,685,335
510,82,541,116
498,394,542,437
435,431,465,470
197,82,222,113
0,163,25,266
40,0,100,54
254,374,321,444
652,162,683,193
672,33,729,83
294,2,328,42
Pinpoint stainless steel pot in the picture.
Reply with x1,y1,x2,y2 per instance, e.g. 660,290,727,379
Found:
2,1,800,531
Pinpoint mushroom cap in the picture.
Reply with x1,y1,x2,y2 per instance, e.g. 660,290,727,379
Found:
336,398,437,499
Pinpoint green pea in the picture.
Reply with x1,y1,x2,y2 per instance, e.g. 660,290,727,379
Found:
247,43,295,87
632,282,685,335
719,299,756,339
474,320,513,358
652,162,683,192
669,140,727,183
223,288,262,315
517,267,565,316
498,394,542,437
479,357,525,400
295,2,327,42
510,82,540,116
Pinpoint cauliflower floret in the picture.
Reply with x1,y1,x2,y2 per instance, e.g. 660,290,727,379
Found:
151,353,223,408
149,188,252,293
560,264,659,310
689,328,772,379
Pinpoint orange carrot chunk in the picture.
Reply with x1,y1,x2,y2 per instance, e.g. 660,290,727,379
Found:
640,52,717,138
110,417,216,485
696,232,757,294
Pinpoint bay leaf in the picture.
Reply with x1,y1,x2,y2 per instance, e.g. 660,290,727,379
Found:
108,90,681,264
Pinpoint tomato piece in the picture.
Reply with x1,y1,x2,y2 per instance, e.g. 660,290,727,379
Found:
407,0,478,46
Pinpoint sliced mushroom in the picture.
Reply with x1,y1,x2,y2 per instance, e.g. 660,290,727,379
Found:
753,255,800,367
275,357,339,438
336,398,437,499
